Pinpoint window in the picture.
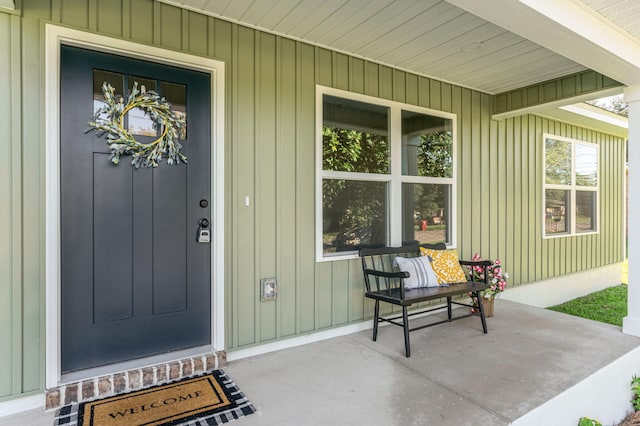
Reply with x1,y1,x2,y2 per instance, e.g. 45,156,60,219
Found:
543,134,598,237
317,87,456,259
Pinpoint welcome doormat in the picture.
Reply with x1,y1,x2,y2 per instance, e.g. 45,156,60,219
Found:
54,370,255,426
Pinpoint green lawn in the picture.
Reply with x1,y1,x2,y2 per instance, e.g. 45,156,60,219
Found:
547,260,628,326
547,285,627,326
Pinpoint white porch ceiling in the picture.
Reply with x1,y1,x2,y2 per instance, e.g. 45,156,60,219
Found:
173,0,640,97
580,0,640,40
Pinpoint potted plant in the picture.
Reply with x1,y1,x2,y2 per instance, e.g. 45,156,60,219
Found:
467,254,508,317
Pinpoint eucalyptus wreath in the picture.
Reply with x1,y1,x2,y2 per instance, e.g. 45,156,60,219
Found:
87,81,187,168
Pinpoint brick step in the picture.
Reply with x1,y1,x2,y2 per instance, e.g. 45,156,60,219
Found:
45,351,226,410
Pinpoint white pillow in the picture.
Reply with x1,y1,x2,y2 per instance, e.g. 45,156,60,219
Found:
393,256,439,289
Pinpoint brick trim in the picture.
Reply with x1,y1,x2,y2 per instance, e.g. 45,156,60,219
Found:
45,351,226,411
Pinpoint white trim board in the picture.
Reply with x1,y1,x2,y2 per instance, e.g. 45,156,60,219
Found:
227,321,373,362
0,0,14,10
44,24,226,388
227,301,459,361
500,263,623,308
0,394,43,418
230,263,624,362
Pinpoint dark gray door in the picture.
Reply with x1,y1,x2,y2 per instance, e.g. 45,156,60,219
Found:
60,45,211,373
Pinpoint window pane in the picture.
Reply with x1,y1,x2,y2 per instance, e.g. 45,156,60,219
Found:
401,110,453,178
402,183,450,245
93,69,123,117
128,76,157,136
576,191,596,232
545,137,571,185
161,81,187,139
545,189,570,234
322,95,390,173
575,143,597,186
323,179,387,254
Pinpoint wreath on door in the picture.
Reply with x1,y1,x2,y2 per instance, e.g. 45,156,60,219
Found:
87,81,187,168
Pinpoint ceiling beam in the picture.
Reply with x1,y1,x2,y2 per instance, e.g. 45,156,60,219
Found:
446,0,640,86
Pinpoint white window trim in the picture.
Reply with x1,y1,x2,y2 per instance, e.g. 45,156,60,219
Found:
542,133,600,239
316,86,457,261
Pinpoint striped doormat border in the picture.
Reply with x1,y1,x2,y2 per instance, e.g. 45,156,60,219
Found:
53,370,255,426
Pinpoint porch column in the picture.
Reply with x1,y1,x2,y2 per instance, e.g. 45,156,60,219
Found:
623,85,640,336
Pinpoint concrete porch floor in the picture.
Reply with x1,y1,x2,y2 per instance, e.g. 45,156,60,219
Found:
2,300,640,425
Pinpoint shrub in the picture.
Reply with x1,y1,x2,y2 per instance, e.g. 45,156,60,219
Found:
578,417,602,426
631,376,640,411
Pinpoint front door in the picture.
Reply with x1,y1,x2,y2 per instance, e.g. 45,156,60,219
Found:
60,45,211,373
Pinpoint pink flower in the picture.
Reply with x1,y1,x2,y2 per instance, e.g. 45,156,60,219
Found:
465,254,508,302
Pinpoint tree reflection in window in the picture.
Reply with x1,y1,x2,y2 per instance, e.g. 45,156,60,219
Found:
322,127,389,174
323,179,387,253
545,138,571,185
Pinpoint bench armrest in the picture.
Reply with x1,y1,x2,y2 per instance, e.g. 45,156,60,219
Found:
364,269,409,279
458,259,493,285
458,260,493,267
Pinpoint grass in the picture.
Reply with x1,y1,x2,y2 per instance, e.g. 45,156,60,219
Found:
548,285,627,326
547,260,628,326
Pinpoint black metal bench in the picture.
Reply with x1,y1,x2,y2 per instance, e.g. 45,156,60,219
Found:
359,243,492,357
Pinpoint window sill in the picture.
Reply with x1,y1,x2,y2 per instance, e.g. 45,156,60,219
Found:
543,231,599,239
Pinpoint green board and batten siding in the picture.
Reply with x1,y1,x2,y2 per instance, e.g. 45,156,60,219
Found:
1,10,28,400
493,70,623,115
0,0,626,401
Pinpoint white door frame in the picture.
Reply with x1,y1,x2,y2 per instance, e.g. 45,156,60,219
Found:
44,24,226,388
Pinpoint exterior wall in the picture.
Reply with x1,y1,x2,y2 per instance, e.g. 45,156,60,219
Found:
0,0,627,402
0,7,42,401
493,70,623,115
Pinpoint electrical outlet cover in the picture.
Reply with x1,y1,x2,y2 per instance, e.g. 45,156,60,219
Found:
261,278,277,300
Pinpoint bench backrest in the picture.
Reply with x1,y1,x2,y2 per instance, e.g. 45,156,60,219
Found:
359,244,421,295
420,242,447,251
360,243,491,299
359,243,458,295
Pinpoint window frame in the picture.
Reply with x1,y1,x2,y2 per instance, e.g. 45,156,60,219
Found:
542,133,599,239
316,86,457,261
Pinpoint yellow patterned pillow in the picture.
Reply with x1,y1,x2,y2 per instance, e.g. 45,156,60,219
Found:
419,247,467,284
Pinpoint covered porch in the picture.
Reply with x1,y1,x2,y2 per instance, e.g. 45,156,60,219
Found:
225,300,640,425
1,0,639,420
3,300,640,425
